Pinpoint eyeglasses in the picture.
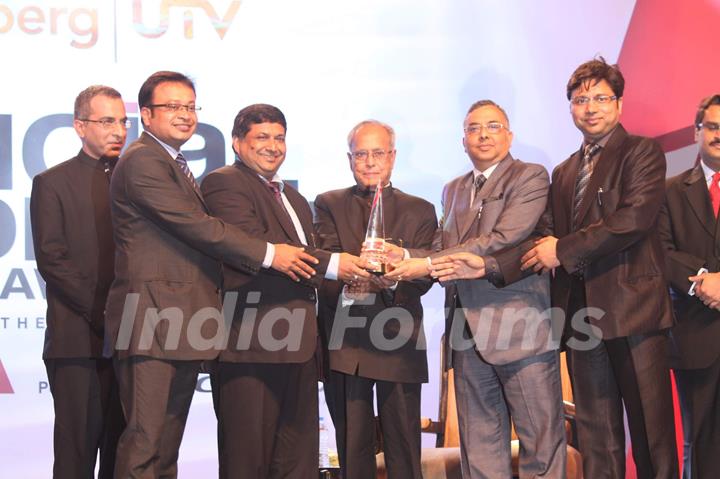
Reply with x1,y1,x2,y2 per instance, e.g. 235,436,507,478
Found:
146,104,202,113
79,118,131,129
350,150,391,162
464,122,506,135
570,95,618,106
698,122,720,132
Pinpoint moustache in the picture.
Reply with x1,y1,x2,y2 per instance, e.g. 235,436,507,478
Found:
711,139,720,146
258,150,281,157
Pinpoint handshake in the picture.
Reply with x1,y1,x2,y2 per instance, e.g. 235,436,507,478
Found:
270,242,488,287
380,243,487,284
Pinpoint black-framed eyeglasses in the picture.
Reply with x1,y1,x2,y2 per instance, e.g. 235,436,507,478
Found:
350,150,391,162
464,122,506,135
146,104,202,113
570,95,618,106
79,118,131,129
698,122,720,132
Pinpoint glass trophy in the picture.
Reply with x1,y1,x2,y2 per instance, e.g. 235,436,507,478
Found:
362,182,389,275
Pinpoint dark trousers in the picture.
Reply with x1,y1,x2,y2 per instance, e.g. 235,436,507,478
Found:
674,352,720,479
113,357,201,479
325,370,422,479
567,280,678,479
45,357,125,479
215,358,319,479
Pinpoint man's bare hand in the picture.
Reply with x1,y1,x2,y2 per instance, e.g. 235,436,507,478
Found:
521,236,560,273
689,271,720,310
383,242,406,263
344,278,373,301
430,252,485,283
384,257,430,281
338,253,371,283
271,244,318,282
370,275,398,290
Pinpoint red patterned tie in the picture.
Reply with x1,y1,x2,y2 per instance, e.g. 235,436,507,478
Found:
710,172,720,217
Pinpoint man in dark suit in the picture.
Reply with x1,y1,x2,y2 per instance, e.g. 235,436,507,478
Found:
313,120,437,478
659,93,720,478
106,73,320,479
480,58,677,478
201,104,369,478
386,102,566,478
31,85,127,479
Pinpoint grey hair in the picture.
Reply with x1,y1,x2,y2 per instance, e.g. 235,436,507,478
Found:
74,85,122,119
347,120,395,149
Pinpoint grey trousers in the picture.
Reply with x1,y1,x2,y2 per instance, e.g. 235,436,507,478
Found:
453,348,566,478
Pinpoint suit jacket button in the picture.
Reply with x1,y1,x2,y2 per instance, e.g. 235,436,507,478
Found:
309,293,316,301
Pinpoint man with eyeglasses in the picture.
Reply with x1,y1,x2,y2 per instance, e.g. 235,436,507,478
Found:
313,120,437,478
200,104,369,477
105,72,321,478
30,85,127,478
386,101,566,478
467,58,678,478
659,93,720,478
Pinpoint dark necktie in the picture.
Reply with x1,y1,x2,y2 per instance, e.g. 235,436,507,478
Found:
267,180,292,218
472,174,487,207
267,180,284,204
573,143,601,227
174,153,200,191
710,172,720,217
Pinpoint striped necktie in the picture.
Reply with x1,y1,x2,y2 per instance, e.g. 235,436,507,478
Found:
174,153,200,191
471,174,486,207
572,143,601,227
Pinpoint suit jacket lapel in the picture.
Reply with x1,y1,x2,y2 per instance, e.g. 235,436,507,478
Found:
185,175,208,210
234,160,301,244
141,133,209,210
345,187,369,251
382,187,397,244
574,125,627,226
284,187,313,246
453,172,475,243
457,156,513,242
553,150,581,236
683,165,715,237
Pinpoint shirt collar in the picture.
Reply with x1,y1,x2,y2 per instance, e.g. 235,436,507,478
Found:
145,130,181,160
582,125,616,151
700,158,718,185
77,148,116,170
473,161,500,181
257,171,284,191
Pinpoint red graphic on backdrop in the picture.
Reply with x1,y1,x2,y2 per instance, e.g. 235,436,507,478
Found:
0,359,14,394
617,0,720,152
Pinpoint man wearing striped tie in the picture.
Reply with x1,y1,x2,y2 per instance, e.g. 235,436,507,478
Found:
480,58,678,478
105,72,322,478
386,100,565,478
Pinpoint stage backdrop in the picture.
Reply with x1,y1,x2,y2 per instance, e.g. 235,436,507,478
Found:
0,0,711,477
